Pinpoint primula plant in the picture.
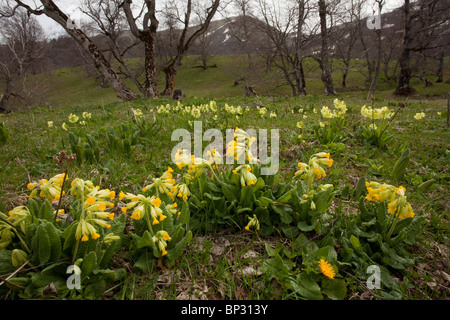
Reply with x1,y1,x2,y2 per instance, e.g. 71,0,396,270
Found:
313,99,348,144
0,173,127,299
359,103,401,147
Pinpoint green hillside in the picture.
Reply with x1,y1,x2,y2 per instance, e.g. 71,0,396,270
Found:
20,54,450,109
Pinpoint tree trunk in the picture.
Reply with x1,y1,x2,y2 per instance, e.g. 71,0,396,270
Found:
436,50,444,83
36,0,137,101
394,0,416,96
370,28,382,91
143,34,159,98
420,52,433,87
295,0,307,96
318,0,336,95
121,0,159,99
295,59,307,96
162,66,177,97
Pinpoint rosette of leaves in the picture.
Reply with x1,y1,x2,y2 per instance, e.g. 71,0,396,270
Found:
260,235,347,300
68,131,100,164
1,196,127,299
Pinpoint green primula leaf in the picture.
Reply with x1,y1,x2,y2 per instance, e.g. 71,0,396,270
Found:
349,235,363,252
165,230,193,267
134,230,156,249
277,188,296,204
290,273,323,300
62,221,78,251
81,251,98,278
298,220,317,232
38,200,55,221
252,177,265,192
321,278,347,300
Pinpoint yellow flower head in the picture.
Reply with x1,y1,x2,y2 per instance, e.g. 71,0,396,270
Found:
318,258,336,279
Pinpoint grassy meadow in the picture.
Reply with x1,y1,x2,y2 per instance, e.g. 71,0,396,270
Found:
0,54,449,301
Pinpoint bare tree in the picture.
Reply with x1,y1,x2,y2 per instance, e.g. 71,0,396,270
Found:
333,0,365,90
369,0,384,92
159,0,220,97
80,0,146,96
2,0,138,101
394,0,450,96
0,9,45,113
317,0,336,95
121,0,160,98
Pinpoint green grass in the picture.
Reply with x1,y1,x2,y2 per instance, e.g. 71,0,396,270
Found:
11,54,450,110
0,89,449,300
0,54,449,300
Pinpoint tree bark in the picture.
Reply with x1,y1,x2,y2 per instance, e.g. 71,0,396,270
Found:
394,0,416,96
34,0,138,101
295,0,307,96
436,50,444,83
121,0,159,98
318,0,336,95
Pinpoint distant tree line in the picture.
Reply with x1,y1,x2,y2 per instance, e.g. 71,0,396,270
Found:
0,0,449,112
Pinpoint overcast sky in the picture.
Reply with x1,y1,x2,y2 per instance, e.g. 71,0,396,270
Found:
31,0,405,38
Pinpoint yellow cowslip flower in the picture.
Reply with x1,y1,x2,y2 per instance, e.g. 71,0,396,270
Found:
321,106,334,119
206,148,222,166
71,178,116,242
296,121,304,129
68,113,79,123
233,164,257,187
143,167,176,195
120,192,167,224
82,112,91,119
165,203,178,216
227,128,257,163
414,112,425,120
62,123,68,131
47,121,54,128
365,182,415,220
177,183,191,201
153,230,171,256
35,173,67,202
318,258,336,279
244,214,260,231
294,153,333,191
361,105,393,120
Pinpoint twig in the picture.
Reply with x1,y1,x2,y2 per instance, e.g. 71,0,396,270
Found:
14,157,31,184
0,215,25,237
55,169,68,221
0,260,29,289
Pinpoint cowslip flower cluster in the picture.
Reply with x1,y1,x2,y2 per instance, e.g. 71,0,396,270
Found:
226,127,257,162
27,173,67,202
233,164,257,187
361,105,394,120
153,230,171,256
244,214,260,231
70,178,116,241
257,106,267,118
414,112,425,120
119,192,167,224
0,206,31,249
320,99,347,119
143,167,176,195
294,152,333,186
365,182,415,220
